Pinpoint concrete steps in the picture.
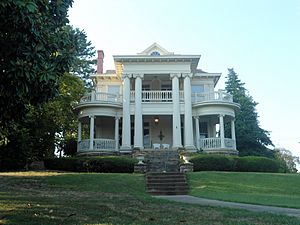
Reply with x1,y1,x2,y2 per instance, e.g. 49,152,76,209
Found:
144,150,180,173
146,172,189,195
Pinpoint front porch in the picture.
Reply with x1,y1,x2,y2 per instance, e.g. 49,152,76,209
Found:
77,114,237,154
77,137,237,153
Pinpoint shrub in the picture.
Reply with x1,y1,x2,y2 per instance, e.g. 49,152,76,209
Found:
190,154,237,172
44,158,77,171
44,156,137,173
235,156,280,173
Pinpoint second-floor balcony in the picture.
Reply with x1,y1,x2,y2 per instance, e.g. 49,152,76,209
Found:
79,90,233,105
80,92,123,104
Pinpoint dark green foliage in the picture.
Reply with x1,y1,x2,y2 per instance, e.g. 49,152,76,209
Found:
70,28,96,88
0,73,85,169
44,156,138,173
61,138,78,157
0,0,75,126
0,0,95,168
235,156,280,173
225,68,273,157
190,154,282,173
190,154,237,172
274,148,300,173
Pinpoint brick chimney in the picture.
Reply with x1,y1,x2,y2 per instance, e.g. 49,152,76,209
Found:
97,50,104,74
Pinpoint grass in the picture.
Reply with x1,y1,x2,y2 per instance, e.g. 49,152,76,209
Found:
0,172,300,225
188,171,300,209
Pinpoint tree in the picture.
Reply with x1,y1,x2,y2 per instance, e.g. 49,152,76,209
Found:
0,73,85,170
69,27,96,88
274,148,300,173
225,68,274,157
0,0,76,134
0,0,96,169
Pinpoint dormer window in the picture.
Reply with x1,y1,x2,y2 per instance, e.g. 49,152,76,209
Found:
150,51,160,56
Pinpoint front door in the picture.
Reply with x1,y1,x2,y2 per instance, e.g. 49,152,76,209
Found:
143,122,150,148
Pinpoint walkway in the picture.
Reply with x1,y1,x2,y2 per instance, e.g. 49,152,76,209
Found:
155,195,300,218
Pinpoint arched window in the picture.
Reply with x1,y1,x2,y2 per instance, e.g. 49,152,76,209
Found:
150,51,160,56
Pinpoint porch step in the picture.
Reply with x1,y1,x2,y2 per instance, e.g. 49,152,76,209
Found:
144,150,180,173
146,172,189,195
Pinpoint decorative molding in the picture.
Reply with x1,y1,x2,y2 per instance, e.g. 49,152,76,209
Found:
170,73,181,79
182,73,193,78
122,73,132,79
132,73,144,79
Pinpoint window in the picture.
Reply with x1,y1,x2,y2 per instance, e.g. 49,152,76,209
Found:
191,85,204,102
191,85,204,93
150,51,160,56
142,84,150,91
107,85,120,101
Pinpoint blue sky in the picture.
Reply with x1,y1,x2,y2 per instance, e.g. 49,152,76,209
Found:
68,0,300,157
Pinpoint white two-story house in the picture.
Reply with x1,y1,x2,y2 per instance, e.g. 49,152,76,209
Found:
75,43,239,155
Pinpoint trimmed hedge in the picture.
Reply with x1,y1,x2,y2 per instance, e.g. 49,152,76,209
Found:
44,156,137,173
235,156,280,173
190,154,281,173
190,154,236,172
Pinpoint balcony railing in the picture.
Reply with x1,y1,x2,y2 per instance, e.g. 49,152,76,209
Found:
199,138,236,150
77,138,116,151
131,90,185,102
192,90,233,103
80,90,233,104
80,92,122,104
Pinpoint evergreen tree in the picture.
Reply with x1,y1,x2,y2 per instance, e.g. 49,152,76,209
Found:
225,68,274,157
69,27,96,88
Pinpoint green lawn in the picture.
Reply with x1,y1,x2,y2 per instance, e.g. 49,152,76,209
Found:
188,171,300,208
0,172,300,225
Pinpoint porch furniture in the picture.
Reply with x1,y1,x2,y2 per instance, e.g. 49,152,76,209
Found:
162,144,170,149
153,143,161,150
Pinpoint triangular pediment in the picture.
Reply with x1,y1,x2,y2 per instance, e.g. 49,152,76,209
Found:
138,43,174,56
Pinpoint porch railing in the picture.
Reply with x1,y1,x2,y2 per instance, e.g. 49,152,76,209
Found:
78,139,90,151
192,90,233,103
224,138,236,149
94,138,116,150
199,137,236,150
77,138,116,151
200,138,221,150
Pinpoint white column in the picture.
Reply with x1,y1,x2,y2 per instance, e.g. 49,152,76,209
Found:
183,73,195,150
89,115,95,150
115,117,119,151
77,121,82,142
231,119,236,149
134,74,143,149
91,90,95,101
219,114,225,148
121,74,131,151
194,117,200,149
171,73,182,149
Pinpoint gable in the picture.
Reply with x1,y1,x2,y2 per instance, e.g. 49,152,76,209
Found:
138,43,174,56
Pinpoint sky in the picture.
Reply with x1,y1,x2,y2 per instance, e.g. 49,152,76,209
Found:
68,0,300,159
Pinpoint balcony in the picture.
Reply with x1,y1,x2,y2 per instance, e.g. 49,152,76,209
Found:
130,90,184,102
192,90,233,103
79,92,122,104
79,90,233,105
